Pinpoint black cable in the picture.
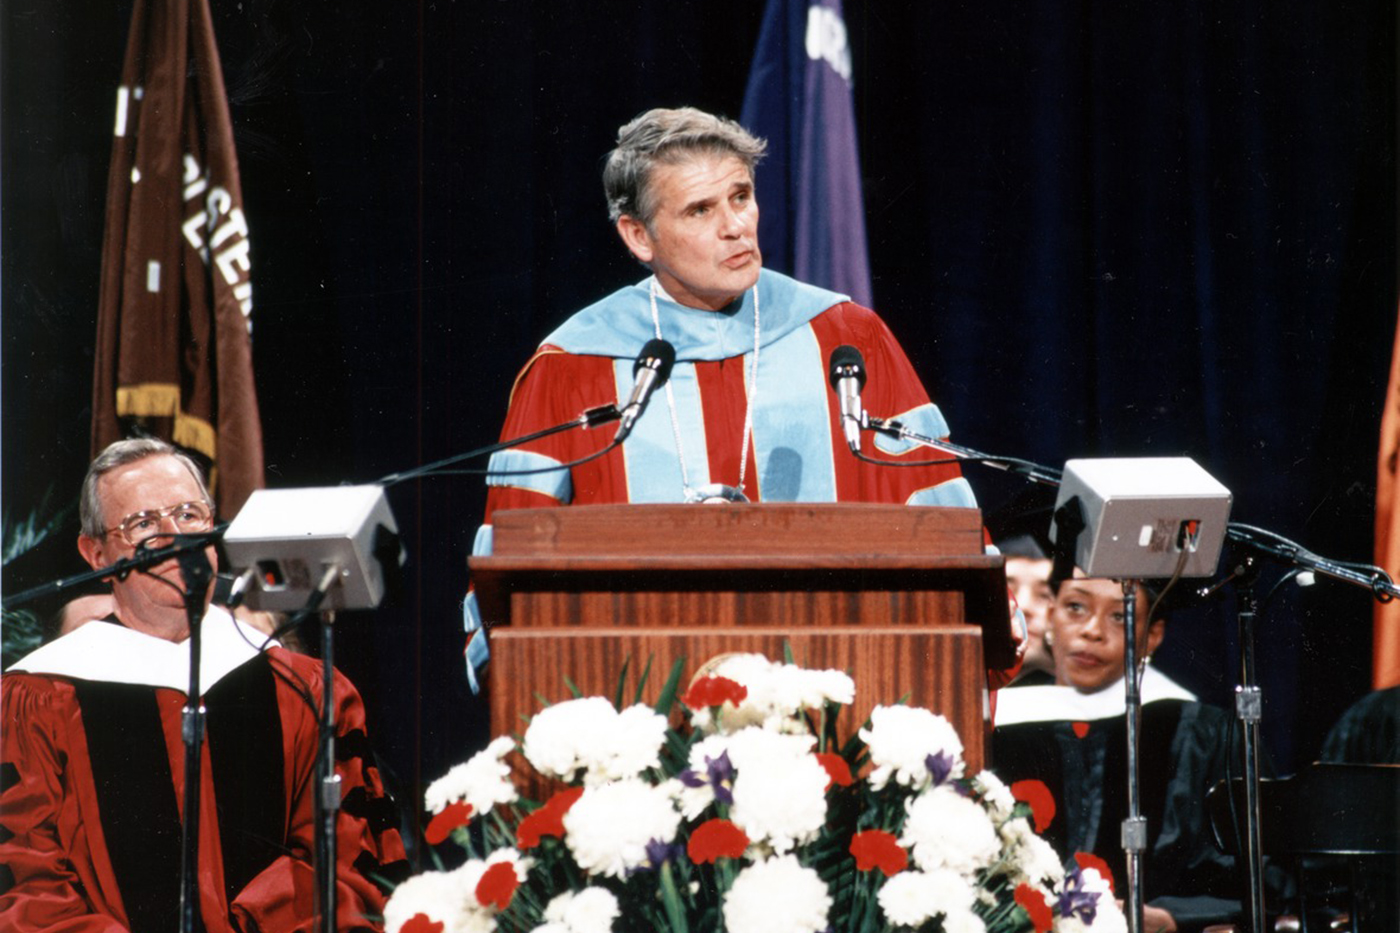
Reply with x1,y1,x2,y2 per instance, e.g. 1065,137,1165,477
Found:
382,438,622,483
849,447,1056,476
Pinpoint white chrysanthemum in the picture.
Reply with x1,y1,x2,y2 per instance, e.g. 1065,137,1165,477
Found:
522,697,614,779
673,726,818,821
727,731,829,852
997,817,1065,888
540,887,620,933
425,736,518,816
383,849,530,933
722,854,832,933
1054,868,1128,933
687,654,855,735
972,769,1016,823
601,704,670,780
861,705,966,791
944,908,988,933
563,778,681,878
876,868,977,927
521,698,667,785
901,785,1001,876
770,663,856,713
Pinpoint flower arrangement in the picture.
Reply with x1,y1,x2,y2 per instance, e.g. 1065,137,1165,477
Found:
387,654,1126,933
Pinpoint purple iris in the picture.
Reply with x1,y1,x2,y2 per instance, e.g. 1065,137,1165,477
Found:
925,750,955,787
679,750,735,805
642,838,684,871
1057,866,1100,925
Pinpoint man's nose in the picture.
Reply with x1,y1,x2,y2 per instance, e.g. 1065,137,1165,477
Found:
718,203,748,237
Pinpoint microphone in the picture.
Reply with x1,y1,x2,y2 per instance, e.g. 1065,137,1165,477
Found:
615,338,676,443
828,345,867,452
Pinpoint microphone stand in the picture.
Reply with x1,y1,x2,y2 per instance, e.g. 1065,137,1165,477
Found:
1121,579,1147,933
175,543,215,933
2,526,230,610
297,565,344,933
864,415,1064,486
377,404,621,487
860,415,1162,933
1208,527,1400,933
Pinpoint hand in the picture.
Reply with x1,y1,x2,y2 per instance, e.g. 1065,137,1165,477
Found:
1007,587,1029,657
1118,902,1179,933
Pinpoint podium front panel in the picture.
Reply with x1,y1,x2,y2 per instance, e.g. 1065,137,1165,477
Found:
488,625,989,771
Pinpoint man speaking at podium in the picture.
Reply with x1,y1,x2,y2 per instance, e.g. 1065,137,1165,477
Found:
464,107,1022,686
1,439,405,932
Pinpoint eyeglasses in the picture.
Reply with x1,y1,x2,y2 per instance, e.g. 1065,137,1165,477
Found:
106,501,214,547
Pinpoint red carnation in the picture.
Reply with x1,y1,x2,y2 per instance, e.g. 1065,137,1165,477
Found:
1074,851,1116,894
687,818,750,863
402,913,445,933
816,752,854,791
517,786,585,849
475,861,519,911
849,829,908,877
1015,883,1054,933
1011,779,1057,833
682,675,748,710
424,800,474,845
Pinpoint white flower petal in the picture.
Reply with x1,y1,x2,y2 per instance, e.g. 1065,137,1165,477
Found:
722,855,832,933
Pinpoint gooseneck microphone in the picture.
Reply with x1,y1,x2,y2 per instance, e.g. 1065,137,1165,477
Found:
615,338,677,443
828,344,867,453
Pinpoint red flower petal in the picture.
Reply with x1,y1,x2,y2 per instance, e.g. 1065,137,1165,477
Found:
402,913,445,933
849,829,908,877
474,861,519,911
1074,851,1116,894
687,818,750,864
1011,779,1057,833
517,786,584,849
1015,883,1054,933
816,752,854,790
1072,721,1090,739
423,800,474,845
682,675,748,710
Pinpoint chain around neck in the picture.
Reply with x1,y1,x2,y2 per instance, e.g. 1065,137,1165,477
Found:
648,279,760,501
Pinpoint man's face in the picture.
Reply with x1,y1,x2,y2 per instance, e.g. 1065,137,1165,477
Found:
77,454,216,634
616,153,762,311
1050,576,1163,693
1006,556,1054,674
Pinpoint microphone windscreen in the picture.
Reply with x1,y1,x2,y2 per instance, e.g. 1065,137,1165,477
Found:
635,338,677,385
828,344,867,390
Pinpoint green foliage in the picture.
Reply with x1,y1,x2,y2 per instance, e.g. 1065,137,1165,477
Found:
2,491,76,668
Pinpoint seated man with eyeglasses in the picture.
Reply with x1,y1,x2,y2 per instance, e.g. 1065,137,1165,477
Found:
0,438,406,932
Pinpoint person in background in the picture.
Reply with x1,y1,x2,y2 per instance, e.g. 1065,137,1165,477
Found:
993,574,1254,933
998,532,1056,685
1,438,405,932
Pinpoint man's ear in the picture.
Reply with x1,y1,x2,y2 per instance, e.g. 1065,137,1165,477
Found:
615,215,654,264
77,534,108,573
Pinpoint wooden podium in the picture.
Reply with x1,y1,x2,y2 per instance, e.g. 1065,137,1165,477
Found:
470,503,1011,769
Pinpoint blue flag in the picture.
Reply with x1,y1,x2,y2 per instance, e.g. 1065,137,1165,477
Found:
741,0,873,307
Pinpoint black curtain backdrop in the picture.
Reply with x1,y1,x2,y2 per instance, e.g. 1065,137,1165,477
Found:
4,1,1395,815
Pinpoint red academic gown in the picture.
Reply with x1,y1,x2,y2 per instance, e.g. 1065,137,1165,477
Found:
0,610,406,933
484,300,970,515
466,270,1019,688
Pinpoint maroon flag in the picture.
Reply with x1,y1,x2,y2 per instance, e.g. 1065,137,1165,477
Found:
92,0,264,518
